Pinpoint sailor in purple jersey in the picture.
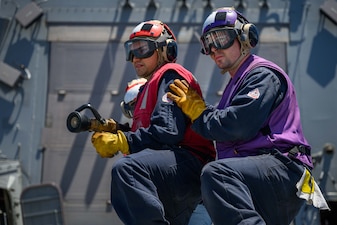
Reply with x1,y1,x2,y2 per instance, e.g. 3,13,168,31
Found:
168,6,319,225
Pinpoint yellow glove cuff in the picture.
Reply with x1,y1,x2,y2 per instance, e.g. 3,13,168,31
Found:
116,130,129,155
187,95,206,122
91,130,129,158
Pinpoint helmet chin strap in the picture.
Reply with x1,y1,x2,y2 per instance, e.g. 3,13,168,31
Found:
146,49,166,80
220,41,250,75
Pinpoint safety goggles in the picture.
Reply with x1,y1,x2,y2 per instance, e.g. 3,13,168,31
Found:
124,39,166,61
200,28,239,55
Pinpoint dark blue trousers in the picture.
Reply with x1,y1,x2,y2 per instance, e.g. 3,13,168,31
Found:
201,150,306,225
111,148,203,225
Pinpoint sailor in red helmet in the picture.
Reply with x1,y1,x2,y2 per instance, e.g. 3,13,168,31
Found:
91,20,215,225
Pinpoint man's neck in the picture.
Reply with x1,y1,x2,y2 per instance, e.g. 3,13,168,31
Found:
228,54,251,78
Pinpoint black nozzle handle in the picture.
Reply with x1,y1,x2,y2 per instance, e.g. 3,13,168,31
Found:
74,103,106,124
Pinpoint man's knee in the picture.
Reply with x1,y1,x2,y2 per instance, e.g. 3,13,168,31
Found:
200,162,219,192
111,156,134,181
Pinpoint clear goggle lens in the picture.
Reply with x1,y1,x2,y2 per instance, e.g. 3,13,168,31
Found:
200,29,238,55
125,39,164,61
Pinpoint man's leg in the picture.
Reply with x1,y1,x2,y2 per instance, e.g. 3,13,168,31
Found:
111,148,203,225
201,153,305,225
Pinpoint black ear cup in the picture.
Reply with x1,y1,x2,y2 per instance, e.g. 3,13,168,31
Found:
241,23,259,49
163,39,178,62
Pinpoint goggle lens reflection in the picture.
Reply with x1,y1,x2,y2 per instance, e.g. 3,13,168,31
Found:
200,29,238,55
124,39,159,61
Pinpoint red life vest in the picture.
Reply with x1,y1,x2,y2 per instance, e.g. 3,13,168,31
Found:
132,63,215,163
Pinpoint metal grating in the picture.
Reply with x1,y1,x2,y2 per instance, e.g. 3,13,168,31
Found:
21,183,65,225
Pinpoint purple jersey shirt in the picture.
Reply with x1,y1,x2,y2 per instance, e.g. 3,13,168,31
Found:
215,55,313,168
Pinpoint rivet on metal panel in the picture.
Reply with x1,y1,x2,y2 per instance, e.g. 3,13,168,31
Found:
324,143,335,154
204,0,214,10
177,0,190,9
123,0,134,9
58,89,67,95
148,0,159,9
235,0,247,10
110,90,119,96
259,0,270,8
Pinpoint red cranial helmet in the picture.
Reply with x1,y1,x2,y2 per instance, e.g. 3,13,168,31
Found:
125,20,178,62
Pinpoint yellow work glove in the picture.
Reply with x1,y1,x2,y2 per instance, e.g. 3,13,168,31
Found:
89,118,119,133
167,79,206,122
91,130,129,158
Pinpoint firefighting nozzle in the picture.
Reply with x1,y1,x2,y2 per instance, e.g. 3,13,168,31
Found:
66,103,106,133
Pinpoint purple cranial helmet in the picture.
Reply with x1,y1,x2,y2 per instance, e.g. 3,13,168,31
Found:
201,7,239,35
200,7,258,55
